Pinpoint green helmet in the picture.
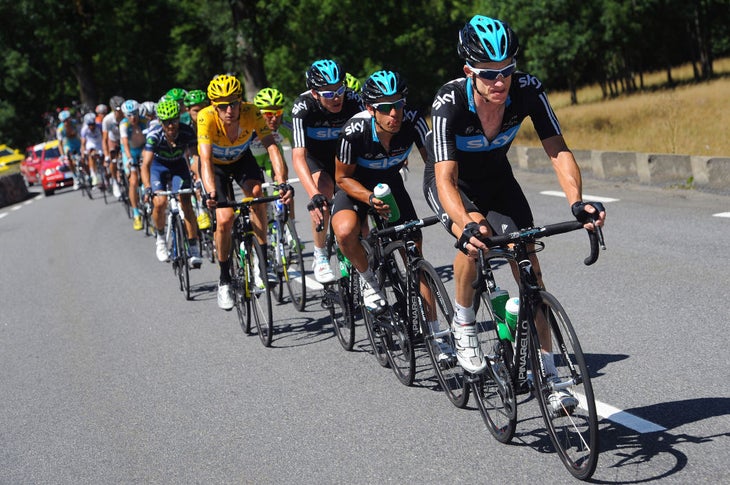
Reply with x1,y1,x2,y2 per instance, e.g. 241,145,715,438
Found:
184,89,208,107
345,73,362,92
165,87,187,102
155,99,180,121
253,87,285,109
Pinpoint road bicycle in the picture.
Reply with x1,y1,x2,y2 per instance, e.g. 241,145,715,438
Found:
71,153,93,200
217,194,281,347
91,152,109,204
262,183,306,312
361,214,453,387
320,206,360,351
470,217,605,480
115,156,132,219
157,188,195,301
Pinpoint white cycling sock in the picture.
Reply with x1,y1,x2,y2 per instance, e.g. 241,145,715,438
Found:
454,302,475,325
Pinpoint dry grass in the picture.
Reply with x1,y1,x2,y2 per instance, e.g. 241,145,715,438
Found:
515,58,730,157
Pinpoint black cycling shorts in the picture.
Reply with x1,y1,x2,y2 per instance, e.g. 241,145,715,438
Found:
213,151,264,203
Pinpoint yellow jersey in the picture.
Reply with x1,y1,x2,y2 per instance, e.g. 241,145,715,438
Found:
197,103,272,165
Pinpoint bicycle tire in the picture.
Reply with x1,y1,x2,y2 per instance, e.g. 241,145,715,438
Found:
472,290,517,443
418,260,470,408
327,272,357,351
530,291,599,480
118,174,132,218
361,240,390,368
230,235,250,334
97,167,108,204
282,219,306,312
174,215,191,300
379,241,415,386
269,221,286,303
247,238,274,347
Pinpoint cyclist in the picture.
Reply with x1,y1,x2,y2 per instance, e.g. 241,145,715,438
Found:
141,99,202,268
56,109,82,189
251,87,293,181
331,70,429,315
291,59,363,283
183,89,211,230
424,14,606,393
102,96,125,199
140,101,158,132
165,87,191,126
120,99,148,231
95,104,108,124
199,74,291,310
80,112,103,186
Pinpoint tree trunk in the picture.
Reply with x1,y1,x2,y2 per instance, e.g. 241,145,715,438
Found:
230,1,268,99
71,56,97,111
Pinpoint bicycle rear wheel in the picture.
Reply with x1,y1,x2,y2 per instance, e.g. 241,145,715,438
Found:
282,219,306,311
247,238,274,347
174,215,191,300
230,236,250,334
472,290,517,443
418,260,469,408
530,291,599,480
379,242,415,386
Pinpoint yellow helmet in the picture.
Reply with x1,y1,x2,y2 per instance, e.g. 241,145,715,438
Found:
207,74,243,101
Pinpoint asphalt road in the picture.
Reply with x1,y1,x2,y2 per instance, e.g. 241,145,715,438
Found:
2,160,729,484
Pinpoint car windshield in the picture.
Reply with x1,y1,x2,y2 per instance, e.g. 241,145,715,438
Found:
0,148,13,156
45,147,61,158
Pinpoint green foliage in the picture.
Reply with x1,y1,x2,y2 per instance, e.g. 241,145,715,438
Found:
0,0,728,148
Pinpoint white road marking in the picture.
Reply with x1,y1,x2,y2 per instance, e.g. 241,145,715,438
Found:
580,394,667,433
540,191,619,203
713,212,730,218
0,212,7,219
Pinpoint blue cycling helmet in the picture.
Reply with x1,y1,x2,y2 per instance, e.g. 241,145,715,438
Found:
458,15,519,64
122,99,140,116
58,110,71,122
361,70,408,104
306,59,344,89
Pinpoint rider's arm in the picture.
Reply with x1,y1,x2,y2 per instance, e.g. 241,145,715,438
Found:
141,149,153,190
199,142,216,199
543,135,582,206
292,147,319,199
102,129,110,161
261,134,288,185
120,127,132,160
434,160,489,248
335,157,369,204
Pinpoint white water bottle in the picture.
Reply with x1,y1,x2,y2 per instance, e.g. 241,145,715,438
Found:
373,183,400,223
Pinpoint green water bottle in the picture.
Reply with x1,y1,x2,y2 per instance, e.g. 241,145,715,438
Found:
491,288,512,342
373,183,400,223
337,248,350,278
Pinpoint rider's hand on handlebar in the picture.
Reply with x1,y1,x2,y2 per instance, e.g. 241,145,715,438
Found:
455,221,489,258
307,193,328,232
205,190,217,210
572,201,606,231
276,183,294,204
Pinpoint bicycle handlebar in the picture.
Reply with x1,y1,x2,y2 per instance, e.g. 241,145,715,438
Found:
215,195,282,209
155,188,195,196
370,215,440,239
482,220,605,266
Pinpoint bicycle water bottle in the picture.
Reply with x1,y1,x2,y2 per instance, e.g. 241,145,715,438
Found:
490,288,512,341
336,248,350,278
505,297,520,337
239,241,246,263
373,183,400,223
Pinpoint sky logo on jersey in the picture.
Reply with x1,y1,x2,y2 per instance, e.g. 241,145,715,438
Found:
212,142,250,161
356,148,411,169
432,90,456,111
307,126,341,140
345,120,366,136
455,124,521,152
518,74,542,90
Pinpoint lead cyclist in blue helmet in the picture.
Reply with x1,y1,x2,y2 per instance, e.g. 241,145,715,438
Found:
331,69,430,313
291,59,363,283
424,15,606,385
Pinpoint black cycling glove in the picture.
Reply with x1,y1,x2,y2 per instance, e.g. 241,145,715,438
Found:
307,193,328,212
277,183,294,196
571,201,606,223
455,222,482,255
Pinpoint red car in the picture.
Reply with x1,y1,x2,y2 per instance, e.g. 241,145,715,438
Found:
21,140,74,196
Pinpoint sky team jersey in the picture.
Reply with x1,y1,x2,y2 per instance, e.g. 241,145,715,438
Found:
197,103,270,165
291,90,363,167
144,123,197,167
426,72,561,182
338,108,428,187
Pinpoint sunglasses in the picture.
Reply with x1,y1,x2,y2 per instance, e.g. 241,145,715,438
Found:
317,85,346,99
161,118,180,126
469,62,517,80
213,99,241,110
371,98,407,113
261,109,283,117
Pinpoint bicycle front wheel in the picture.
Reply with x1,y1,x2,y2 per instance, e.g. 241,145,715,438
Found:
530,291,599,480
247,238,274,347
418,260,469,409
282,219,306,312
174,215,191,300
472,290,517,443
230,237,250,334
361,240,389,368
379,242,415,386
